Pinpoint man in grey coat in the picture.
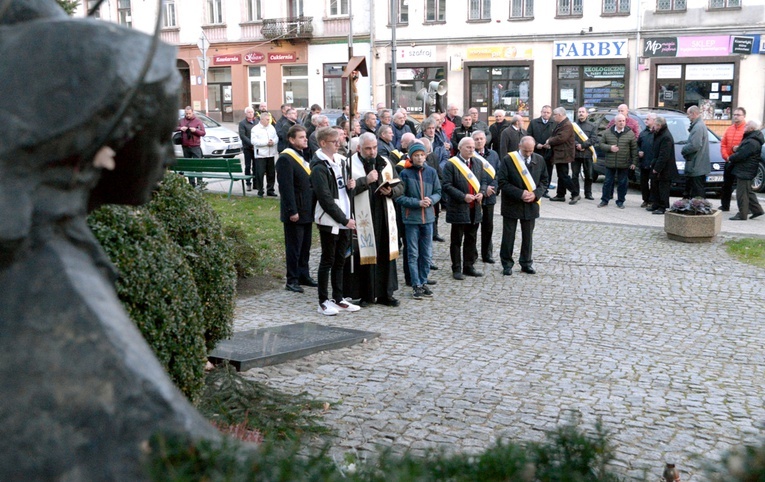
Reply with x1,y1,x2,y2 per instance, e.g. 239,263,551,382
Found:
680,105,710,198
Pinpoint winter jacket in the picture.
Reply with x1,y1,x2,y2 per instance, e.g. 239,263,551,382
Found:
721,121,746,160
680,118,711,177
600,126,638,170
497,151,549,221
728,129,764,181
251,122,278,158
238,118,256,150
442,155,487,224
176,115,206,148
546,117,575,164
607,116,640,137
473,119,492,146
489,119,511,154
651,124,679,180
476,149,500,206
309,152,351,231
526,117,555,161
275,116,296,152
574,118,598,160
637,127,655,169
392,123,413,149
396,164,442,225
275,149,314,223
451,124,476,153
499,126,526,161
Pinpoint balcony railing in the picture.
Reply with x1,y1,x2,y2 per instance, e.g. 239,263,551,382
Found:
261,16,313,41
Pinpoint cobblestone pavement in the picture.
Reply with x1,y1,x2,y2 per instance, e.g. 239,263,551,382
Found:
233,205,765,481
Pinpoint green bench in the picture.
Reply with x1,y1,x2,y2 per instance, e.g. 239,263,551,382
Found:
169,157,254,199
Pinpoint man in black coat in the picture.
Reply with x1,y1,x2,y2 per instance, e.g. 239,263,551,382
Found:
728,121,765,220
647,116,679,214
276,125,317,292
572,107,598,201
489,109,511,155
276,107,297,152
526,105,555,197
499,114,526,161
238,106,257,191
442,136,487,279
497,136,549,276
637,113,657,208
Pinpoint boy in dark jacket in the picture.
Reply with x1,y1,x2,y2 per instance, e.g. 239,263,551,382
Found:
728,121,764,220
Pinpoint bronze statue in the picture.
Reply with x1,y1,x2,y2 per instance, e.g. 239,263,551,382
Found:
0,1,218,479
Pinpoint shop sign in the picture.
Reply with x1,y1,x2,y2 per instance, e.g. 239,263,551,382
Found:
398,46,436,61
583,65,625,79
213,54,241,65
656,64,682,79
685,64,734,81
731,36,754,54
244,51,266,63
677,36,730,57
466,46,532,60
268,52,296,63
643,38,678,57
553,39,628,59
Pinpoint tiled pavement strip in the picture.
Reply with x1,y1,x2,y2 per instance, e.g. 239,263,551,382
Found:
210,175,765,481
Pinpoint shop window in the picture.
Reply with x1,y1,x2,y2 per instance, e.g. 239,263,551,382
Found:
206,0,224,24
289,0,304,17
329,0,348,16
162,0,177,28
248,66,266,108
709,0,740,8
655,63,735,119
391,66,447,114
390,0,409,24
246,0,262,21
425,0,446,22
509,0,533,18
468,0,491,20
118,0,131,27
472,65,530,118
656,0,686,11
283,65,308,109
602,0,630,14
557,0,583,16
323,64,345,109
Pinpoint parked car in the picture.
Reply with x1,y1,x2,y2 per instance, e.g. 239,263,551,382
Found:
755,128,765,192
174,110,242,158
588,108,725,195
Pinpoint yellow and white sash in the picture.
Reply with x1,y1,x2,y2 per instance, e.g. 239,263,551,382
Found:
281,148,310,175
572,122,598,164
380,156,400,262
350,154,399,264
448,156,481,193
509,151,541,205
473,152,495,179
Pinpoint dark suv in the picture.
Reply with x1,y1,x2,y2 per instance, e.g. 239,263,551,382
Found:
588,108,725,195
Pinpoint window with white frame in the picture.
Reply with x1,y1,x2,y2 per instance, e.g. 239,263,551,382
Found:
162,0,177,27
509,0,533,18
468,0,490,20
329,0,349,16
282,65,308,109
87,0,101,18
249,66,266,108
709,0,740,8
657,0,686,10
391,0,408,24
246,0,262,21
207,0,224,24
425,0,446,22
558,0,583,16
603,0,630,14
118,0,132,27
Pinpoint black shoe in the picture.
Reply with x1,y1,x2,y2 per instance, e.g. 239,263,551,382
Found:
433,235,445,242
640,201,648,208
549,196,566,202
267,192,278,197
751,212,763,219
377,297,400,307
453,272,465,280
285,283,304,293
426,279,437,285
405,281,412,287
502,267,512,276
246,185,252,191
585,194,594,200
257,193,264,198
430,264,439,270
652,209,666,215
358,300,372,308
482,257,496,264
463,268,483,277
569,195,581,205
298,276,318,287
718,205,730,212
730,214,746,221
542,192,551,199
646,205,658,212
521,266,536,274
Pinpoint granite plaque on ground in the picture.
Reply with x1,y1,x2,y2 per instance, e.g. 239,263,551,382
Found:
209,322,380,371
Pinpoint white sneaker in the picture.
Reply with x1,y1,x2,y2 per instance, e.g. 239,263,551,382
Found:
333,298,361,312
318,300,338,316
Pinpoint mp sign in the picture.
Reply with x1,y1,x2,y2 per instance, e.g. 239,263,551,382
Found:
553,39,628,59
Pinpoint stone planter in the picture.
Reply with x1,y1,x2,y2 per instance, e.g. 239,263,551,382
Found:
664,210,722,243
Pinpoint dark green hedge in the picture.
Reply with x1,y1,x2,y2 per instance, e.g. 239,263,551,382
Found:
88,205,207,401
149,173,236,351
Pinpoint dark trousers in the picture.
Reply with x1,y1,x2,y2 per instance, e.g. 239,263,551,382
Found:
450,223,479,273
720,161,735,209
571,157,593,197
500,217,535,270
243,147,255,186
684,175,706,198
555,163,576,197
602,167,629,204
650,173,671,210
284,222,312,285
545,158,554,192
254,157,276,195
736,178,764,219
181,145,203,187
432,203,442,239
640,167,652,203
317,229,350,303
481,204,495,261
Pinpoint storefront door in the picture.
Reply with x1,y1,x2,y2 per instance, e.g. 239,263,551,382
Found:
558,79,579,120
207,83,233,122
469,81,490,122
656,81,681,111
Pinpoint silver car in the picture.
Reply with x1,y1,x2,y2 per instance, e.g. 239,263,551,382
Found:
174,110,242,158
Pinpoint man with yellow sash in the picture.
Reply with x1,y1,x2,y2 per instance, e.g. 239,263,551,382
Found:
348,132,405,307
275,125,316,294
442,136,487,280
472,130,500,264
496,136,549,276
573,107,598,201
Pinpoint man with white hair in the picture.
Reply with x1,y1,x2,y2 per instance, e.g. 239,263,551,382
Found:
238,106,257,191
473,130,499,263
251,111,279,197
443,103,461,141
680,105,711,198
598,113,637,208
391,111,412,149
544,107,577,203
489,109,511,155
607,104,640,137
308,114,330,158
468,107,492,147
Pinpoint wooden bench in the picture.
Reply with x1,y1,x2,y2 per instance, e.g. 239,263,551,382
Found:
169,158,254,199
